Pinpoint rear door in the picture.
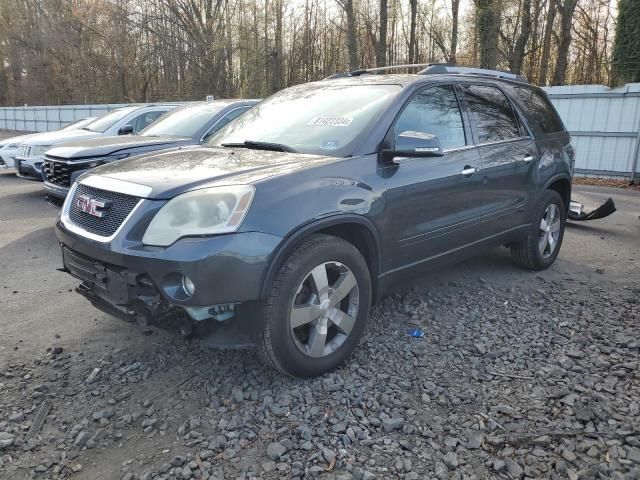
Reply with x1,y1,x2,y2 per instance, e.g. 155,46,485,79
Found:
458,83,538,232
382,83,486,272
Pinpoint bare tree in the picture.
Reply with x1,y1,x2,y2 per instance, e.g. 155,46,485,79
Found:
377,0,388,66
475,0,500,69
336,0,359,70
450,0,461,64
552,0,579,85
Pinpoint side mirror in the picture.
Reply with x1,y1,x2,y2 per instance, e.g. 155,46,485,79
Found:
118,125,134,135
381,131,444,161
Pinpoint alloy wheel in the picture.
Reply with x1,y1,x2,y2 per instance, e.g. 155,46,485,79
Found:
289,261,360,358
539,203,561,258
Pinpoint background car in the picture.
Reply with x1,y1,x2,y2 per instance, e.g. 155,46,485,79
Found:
60,117,97,131
43,99,259,200
15,104,178,180
1,118,97,169
0,133,33,169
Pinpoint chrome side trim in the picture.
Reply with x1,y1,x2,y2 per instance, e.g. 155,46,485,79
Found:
475,136,532,148
60,182,145,243
80,175,153,198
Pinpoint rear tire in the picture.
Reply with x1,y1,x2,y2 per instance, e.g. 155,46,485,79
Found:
257,234,371,378
511,189,566,270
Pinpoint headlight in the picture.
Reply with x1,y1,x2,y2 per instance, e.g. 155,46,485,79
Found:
30,145,52,156
142,185,255,246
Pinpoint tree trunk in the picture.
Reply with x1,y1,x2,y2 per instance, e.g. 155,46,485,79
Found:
538,0,557,85
337,0,359,70
271,0,284,92
377,0,388,67
475,0,500,69
509,0,532,74
551,0,578,85
408,0,418,63
450,0,460,64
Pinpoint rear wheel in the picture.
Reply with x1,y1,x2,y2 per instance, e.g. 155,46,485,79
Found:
511,189,566,270
257,234,371,378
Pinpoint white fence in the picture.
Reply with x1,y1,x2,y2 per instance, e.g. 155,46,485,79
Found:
544,83,640,181
0,104,130,132
1,84,640,180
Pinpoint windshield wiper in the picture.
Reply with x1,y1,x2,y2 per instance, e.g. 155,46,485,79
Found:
221,140,297,153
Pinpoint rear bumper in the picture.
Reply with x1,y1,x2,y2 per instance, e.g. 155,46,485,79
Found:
56,221,283,314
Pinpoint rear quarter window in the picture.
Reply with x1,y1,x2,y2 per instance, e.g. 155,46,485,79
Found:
513,87,565,134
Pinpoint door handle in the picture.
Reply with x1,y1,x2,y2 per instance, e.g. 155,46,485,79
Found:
523,155,534,163
461,166,479,176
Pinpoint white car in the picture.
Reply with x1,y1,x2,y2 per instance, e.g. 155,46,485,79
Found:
15,104,177,180
0,134,34,169
0,118,96,169
60,117,97,131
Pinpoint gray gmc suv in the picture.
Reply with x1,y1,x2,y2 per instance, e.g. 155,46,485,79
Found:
55,65,573,378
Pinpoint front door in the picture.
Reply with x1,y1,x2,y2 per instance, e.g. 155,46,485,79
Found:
381,84,486,273
458,83,538,232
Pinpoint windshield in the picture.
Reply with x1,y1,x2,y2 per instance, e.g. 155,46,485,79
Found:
83,107,138,133
208,83,401,155
140,104,225,138
61,117,95,131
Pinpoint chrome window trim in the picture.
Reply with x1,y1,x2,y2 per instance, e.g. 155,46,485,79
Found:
80,175,153,198
475,136,532,148
60,182,145,243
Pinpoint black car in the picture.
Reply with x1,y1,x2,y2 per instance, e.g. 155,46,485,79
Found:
55,65,573,378
42,99,259,200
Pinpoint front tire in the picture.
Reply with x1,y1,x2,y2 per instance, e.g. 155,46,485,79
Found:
511,189,566,270
257,234,372,378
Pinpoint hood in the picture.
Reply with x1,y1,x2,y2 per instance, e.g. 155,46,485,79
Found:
45,135,192,160
84,146,339,199
0,133,37,147
18,129,102,146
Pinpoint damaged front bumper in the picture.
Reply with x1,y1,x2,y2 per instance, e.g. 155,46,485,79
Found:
56,220,282,339
568,197,616,221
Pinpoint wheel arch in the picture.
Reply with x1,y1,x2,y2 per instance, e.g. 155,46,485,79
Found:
544,175,572,212
260,215,382,301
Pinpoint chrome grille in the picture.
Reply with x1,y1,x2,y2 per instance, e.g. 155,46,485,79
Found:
18,145,31,157
68,184,140,237
43,159,72,187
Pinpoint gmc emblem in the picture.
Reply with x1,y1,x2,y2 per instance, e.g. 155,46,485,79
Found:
75,194,111,218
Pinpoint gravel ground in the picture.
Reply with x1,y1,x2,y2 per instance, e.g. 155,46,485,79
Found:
0,167,639,480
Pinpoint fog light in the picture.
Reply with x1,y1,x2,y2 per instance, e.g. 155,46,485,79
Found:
181,275,195,296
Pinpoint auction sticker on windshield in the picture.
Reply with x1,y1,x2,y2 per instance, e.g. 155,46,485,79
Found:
307,117,353,127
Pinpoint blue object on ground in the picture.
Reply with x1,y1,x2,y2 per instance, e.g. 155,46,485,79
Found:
408,328,425,338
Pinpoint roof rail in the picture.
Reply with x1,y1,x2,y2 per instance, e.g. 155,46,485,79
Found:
419,64,527,83
325,63,435,79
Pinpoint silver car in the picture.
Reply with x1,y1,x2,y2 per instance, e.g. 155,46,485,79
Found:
15,105,178,180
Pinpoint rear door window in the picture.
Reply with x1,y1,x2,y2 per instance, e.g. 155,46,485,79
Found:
393,84,467,150
513,87,565,133
460,85,520,143
131,110,167,133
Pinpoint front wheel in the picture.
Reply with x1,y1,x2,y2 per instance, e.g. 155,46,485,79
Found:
511,189,566,270
257,234,372,378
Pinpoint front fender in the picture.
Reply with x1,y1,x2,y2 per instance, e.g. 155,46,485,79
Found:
257,213,383,299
